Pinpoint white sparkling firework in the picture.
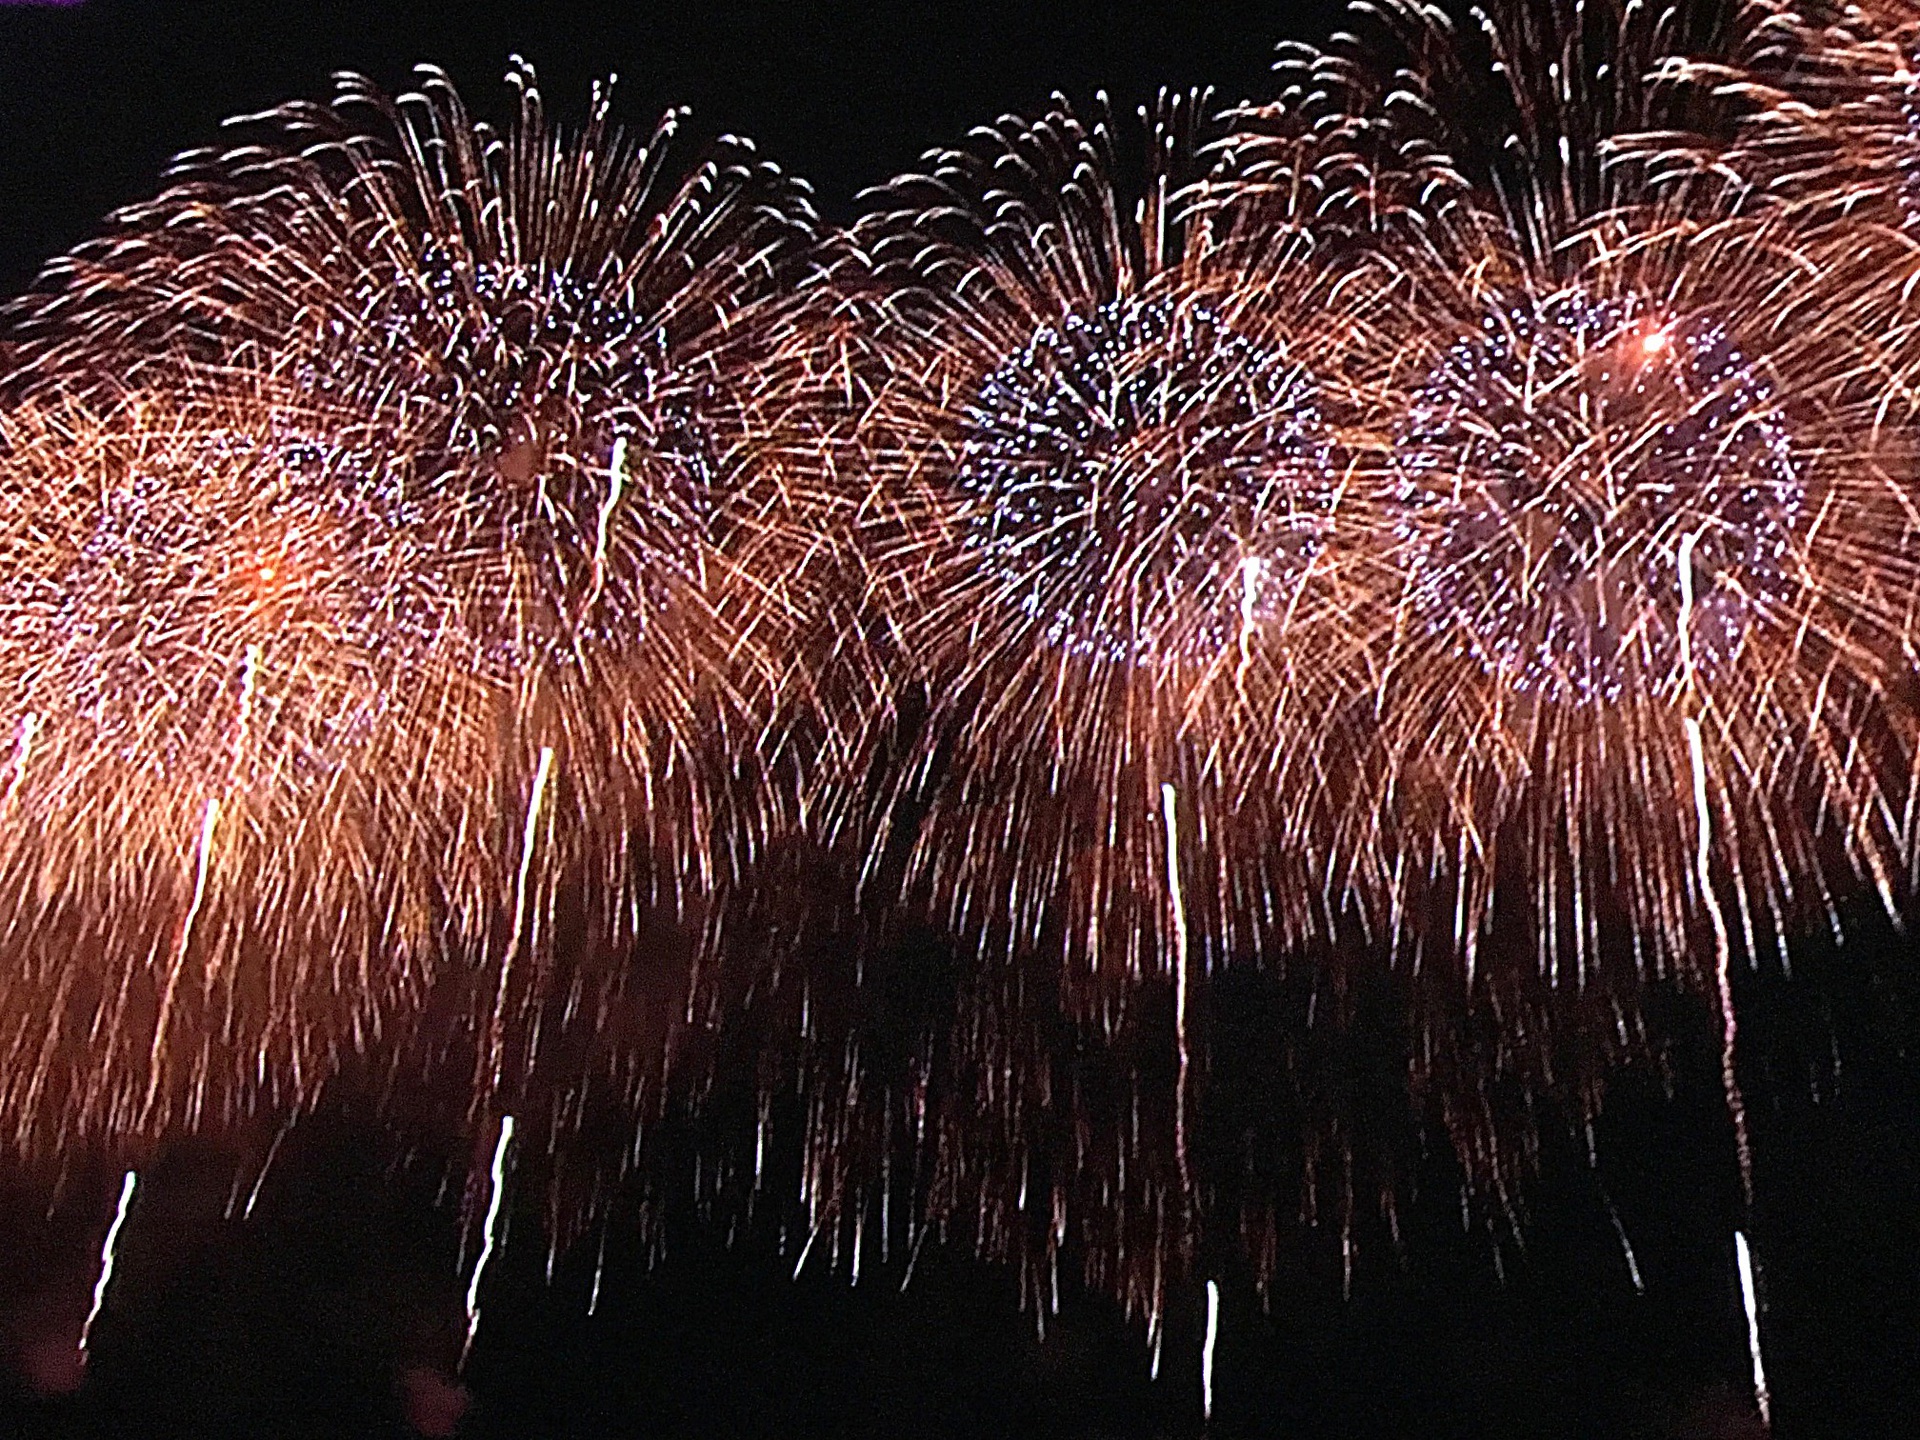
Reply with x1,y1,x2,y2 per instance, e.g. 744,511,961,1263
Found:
1202,1278,1220,1421
462,1113,517,1368
956,295,1332,670
78,1169,137,1361
1736,1229,1772,1430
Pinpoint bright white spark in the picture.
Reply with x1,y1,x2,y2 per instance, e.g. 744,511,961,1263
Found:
79,1170,137,1361
143,796,222,1122
463,1113,516,1368
1602,1192,1645,1295
480,747,555,1106
587,434,629,608
1236,555,1264,679
1202,1278,1221,1420
588,1225,608,1319
1160,782,1192,1193
243,1116,294,1221
1736,1231,1772,1430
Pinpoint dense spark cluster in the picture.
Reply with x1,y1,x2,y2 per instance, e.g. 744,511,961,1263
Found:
954,293,1333,668
826,91,1387,1005
7,0,1920,1374
1392,289,1803,703
0,62,818,1155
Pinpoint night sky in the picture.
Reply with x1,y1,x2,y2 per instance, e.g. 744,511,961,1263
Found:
0,3,1918,1438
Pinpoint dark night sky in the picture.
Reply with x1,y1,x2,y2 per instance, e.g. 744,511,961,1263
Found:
0,3,1918,1438
0,0,1321,294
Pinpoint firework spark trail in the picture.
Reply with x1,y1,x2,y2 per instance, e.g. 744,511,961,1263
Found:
587,434,630,612
1680,524,1768,1427
588,1224,608,1319
1677,528,1757,1212
1,711,36,809
78,1169,137,1362
1601,1187,1646,1295
476,746,556,1121
241,1116,295,1222
141,797,221,1126
1161,781,1192,1199
1202,1277,1220,1421
462,1113,516,1370
1736,1229,1772,1429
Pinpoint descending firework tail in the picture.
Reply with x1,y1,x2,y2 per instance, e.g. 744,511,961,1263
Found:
0,64,825,1155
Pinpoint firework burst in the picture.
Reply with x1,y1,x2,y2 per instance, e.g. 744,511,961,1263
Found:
0,377,485,1148
0,63,822,1153
830,89,1410,1002
1295,0,1920,982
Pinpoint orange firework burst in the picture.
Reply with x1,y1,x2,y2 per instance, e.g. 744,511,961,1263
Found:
722,81,1444,1345
0,377,491,1148
0,63,822,1152
830,90,1406,1007
1194,3,1920,1243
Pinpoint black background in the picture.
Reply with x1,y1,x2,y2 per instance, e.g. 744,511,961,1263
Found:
0,3,1917,1437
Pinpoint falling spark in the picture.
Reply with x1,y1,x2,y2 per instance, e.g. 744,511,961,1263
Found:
142,797,221,1123
78,1169,137,1361
462,1113,516,1369
1601,1189,1646,1295
588,1224,608,1319
1161,781,1192,1197
1681,530,1766,1424
243,1116,294,1221
1678,531,1756,1207
586,434,630,611
1,710,36,809
477,747,555,1115
1736,1230,1772,1430
1202,1278,1220,1421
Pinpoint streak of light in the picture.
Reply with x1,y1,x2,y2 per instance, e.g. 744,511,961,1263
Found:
1681,531,1765,1427
462,1114,516,1370
1202,1278,1220,1421
588,1224,608,1319
587,434,629,609
78,1170,137,1361
1601,1187,1645,1295
1736,1230,1772,1431
478,747,555,1114
2,711,36,808
1160,781,1191,1196
243,1116,295,1221
143,797,221,1123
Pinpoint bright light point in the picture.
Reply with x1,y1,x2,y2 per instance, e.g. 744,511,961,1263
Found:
1202,1279,1221,1420
79,1171,138,1360
463,1114,517,1369
1640,327,1670,356
1736,1231,1772,1429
